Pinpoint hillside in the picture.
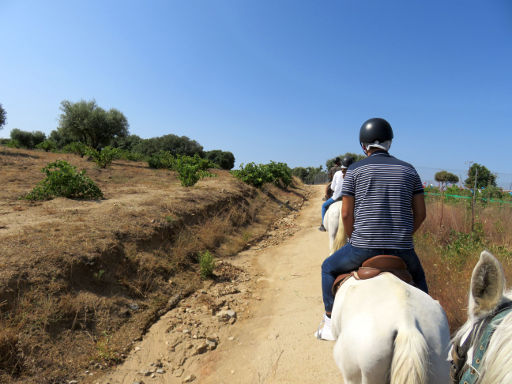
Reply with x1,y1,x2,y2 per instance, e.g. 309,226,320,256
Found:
0,147,309,383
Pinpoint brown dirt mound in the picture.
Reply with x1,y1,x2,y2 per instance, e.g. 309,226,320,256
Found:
0,147,309,383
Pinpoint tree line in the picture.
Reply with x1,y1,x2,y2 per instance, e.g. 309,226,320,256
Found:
0,100,235,170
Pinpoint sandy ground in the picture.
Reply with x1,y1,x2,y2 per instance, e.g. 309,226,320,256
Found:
98,185,342,384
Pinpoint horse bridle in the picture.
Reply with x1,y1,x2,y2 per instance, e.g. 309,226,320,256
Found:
450,301,512,384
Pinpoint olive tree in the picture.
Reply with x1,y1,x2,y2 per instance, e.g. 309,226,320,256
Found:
55,99,129,149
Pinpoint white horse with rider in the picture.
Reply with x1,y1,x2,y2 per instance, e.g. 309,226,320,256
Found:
318,118,451,384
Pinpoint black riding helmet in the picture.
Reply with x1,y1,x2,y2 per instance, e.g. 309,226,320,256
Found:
359,118,393,148
341,156,354,169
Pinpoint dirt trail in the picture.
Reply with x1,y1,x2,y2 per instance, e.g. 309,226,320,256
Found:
98,185,341,383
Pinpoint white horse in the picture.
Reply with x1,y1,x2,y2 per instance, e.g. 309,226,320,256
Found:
450,250,512,384
330,272,451,384
323,200,346,255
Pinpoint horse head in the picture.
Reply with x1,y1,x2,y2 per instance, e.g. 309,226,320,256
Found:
450,250,512,384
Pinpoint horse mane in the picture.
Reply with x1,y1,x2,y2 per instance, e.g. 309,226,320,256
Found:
479,308,512,384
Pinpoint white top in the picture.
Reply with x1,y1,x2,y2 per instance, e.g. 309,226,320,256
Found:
330,170,345,201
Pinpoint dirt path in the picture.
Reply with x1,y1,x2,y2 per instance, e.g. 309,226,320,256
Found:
97,185,341,384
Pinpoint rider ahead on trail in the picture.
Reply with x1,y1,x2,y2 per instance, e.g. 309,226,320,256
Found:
315,117,428,341
318,156,354,232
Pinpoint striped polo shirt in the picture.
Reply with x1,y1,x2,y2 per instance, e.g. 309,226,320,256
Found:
341,150,424,249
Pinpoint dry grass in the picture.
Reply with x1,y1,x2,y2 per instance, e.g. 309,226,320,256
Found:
416,196,512,332
0,146,308,383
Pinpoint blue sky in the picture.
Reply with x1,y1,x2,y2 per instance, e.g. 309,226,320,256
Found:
1,0,511,186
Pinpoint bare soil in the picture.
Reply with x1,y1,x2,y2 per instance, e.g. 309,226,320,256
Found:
0,147,310,383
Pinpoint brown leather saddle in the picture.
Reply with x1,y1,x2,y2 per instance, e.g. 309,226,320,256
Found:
332,255,413,295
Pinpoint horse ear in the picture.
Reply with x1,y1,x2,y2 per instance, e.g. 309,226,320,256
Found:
469,250,505,317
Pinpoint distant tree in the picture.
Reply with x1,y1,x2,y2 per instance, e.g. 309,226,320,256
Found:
134,134,203,157
434,171,459,190
111,134,143,152
465,163,496,189
56,99,129,149
326,152,364,170
0,103,6,130
204,150,235,170
292,166,326,184
10,129,47,149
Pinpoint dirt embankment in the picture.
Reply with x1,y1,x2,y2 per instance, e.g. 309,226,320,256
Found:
0,147,310,384
96,185,341,384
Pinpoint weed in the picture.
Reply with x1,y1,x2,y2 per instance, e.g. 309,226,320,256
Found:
199,250,215,279
242,231,251,243
165,215,175,224
93,269,105,280
95,331,119,363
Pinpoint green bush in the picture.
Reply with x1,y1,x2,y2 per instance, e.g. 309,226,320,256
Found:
231,162,268,187
63,142,90,157
148,151,176,169
148,152,214,186
232,161,293,188
5,139,21,148
204,150,235,170
86,146,121,168
116,149,146,162
199,250,215,279
23,160,103,200
174,155,215,187
36,140,57,152
10,129,46,149
264,161,292,187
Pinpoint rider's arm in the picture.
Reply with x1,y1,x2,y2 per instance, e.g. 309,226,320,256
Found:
412,193,426,234
342,195,355,238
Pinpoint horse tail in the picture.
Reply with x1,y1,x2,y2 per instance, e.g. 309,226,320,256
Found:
390,325,428,384
332,202,346,251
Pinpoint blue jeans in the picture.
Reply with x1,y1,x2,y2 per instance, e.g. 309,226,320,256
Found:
321,243,428,313
321,198,335,223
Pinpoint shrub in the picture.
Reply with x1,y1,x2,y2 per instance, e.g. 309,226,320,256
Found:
148,152,214,186
10,129,46,149
232,161,292,188
231,162,268,187
62,142,90,157
148,151,176,169
86,146,121,168
264,161,292,187
204,150,235,170
5,139,20,148
36,140,57,152
23,160,103,200
174,155,215,187
199,250,215,279
116,149,146,162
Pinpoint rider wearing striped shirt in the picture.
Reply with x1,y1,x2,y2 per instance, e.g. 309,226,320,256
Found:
315,117,428,341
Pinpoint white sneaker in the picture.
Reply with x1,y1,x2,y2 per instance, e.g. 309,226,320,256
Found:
314,314,336,341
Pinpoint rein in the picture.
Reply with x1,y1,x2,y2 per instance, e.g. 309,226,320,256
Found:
451,301,512,384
